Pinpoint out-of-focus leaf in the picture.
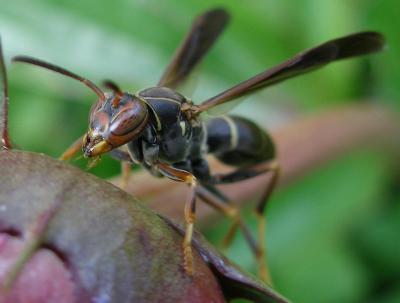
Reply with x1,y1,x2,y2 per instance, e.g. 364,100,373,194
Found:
352,201,400,277
205,150,393,303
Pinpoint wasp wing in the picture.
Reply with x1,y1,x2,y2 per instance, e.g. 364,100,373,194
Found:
197,32,385,113
158,8,230,89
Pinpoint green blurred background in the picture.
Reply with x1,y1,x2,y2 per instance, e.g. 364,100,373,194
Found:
1,0,399,302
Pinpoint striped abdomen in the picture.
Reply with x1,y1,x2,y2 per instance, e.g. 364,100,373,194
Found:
206,115,275,167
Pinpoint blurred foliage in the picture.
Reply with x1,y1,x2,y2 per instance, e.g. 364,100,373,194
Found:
1,0,399,302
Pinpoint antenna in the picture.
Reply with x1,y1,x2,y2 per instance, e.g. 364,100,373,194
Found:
13,56,105,100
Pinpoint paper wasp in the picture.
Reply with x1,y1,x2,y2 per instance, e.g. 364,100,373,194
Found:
12,8,384,282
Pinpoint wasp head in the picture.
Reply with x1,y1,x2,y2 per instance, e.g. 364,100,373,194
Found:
83,93,149,157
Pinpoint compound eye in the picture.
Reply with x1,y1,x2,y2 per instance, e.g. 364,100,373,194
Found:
110,101,147,136
90,111,110,134
89,99,103,118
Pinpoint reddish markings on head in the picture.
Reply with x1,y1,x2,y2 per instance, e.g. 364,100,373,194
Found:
112,95,122,108
90,111,110,134
110,101,147,136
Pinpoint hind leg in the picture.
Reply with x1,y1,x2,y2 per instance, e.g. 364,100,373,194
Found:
209,159,280,282
195,184,263,267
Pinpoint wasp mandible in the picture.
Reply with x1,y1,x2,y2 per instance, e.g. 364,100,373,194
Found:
13,8,385,282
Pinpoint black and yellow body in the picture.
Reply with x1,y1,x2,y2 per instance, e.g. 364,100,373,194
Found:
126,86,275,183
206,116,275,167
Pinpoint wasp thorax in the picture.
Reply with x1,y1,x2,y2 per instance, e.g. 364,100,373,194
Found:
83,93,149,157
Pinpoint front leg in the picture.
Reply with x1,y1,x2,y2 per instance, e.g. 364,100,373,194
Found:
109,149,134,191
59,135,84,160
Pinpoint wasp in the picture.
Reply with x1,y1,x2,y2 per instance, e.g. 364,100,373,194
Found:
13,8,384,282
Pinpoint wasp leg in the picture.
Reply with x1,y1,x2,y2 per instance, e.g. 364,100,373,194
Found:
155,160,280,280
157,162,197,275
209,159,280,283
183,181,197,275
59,135,84,160
106,149,133,191
196,185,260,256
119,161,132,191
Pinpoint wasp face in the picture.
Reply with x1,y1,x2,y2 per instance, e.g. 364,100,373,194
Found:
83,93,149,157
